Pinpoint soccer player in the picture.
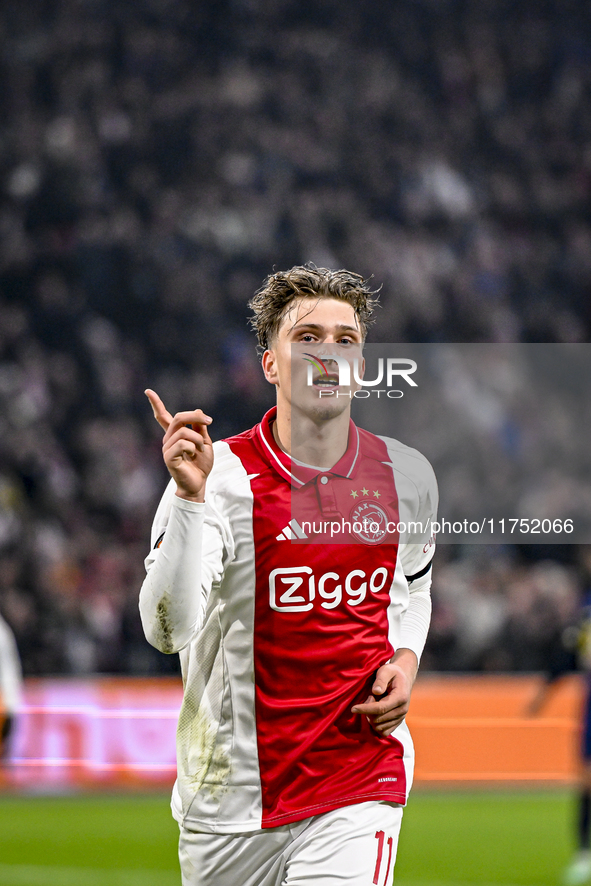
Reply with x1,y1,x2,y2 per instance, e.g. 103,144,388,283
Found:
529,548,591,886
0,612,22,760
140,266,437,886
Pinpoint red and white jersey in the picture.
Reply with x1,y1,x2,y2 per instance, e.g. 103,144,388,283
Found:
140,407,437,834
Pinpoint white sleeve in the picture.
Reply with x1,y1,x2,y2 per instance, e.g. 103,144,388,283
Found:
398,568,433,664
0,616,23,713
388,441,437,665
397,460,436,663
139,480,231,654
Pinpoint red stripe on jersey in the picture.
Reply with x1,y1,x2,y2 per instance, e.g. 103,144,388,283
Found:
226,408,407,827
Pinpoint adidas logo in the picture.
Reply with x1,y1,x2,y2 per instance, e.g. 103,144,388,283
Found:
276,519,309,541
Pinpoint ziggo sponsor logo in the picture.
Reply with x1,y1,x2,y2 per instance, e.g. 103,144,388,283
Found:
269,565,390,613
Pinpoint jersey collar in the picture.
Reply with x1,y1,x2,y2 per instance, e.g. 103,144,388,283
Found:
257,406,361,487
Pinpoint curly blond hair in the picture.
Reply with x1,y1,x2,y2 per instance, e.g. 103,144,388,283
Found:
248,264,379,352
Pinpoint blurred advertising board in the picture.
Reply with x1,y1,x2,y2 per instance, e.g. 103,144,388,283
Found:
2,674,581,791
5,677,181,791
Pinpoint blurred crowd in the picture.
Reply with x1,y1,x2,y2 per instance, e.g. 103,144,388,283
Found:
0,0,590,675
424,545,584,673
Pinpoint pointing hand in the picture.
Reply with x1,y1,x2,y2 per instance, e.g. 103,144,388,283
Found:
145,389,214,502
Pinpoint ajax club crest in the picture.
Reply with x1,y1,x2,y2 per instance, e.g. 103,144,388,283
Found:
349,500,389,544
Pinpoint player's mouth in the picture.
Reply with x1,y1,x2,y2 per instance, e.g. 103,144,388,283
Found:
313,374,340,388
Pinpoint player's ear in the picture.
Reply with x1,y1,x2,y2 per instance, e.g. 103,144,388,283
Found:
262,349,279,385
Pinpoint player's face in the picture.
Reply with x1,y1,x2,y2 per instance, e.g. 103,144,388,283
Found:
262,297,364,423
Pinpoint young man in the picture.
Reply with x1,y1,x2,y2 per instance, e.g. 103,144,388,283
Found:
140,265,437,886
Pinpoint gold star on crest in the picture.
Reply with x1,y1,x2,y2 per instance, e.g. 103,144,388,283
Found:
361,487,369,496
373,490,381,498
350,489,359,499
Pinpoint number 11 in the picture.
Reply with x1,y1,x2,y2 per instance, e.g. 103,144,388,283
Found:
373,830,394,885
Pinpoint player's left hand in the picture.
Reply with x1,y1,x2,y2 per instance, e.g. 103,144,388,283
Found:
351,649,418,737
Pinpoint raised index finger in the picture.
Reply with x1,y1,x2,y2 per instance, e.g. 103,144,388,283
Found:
145,389,173,432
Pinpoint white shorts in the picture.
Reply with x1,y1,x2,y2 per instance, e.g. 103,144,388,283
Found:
178,801,403,886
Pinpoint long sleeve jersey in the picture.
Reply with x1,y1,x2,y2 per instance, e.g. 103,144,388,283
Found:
140,407,437,833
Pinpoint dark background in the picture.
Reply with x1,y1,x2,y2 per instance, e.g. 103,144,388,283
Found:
0,0,589,676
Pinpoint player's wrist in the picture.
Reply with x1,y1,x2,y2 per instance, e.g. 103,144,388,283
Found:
174,488,206,504
389,649,419,683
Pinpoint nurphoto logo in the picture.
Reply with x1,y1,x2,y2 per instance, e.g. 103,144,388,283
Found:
303,352,418,398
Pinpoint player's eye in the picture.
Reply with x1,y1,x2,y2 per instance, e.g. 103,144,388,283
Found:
300,333,316,342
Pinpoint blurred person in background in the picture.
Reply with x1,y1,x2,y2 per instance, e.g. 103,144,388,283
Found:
528,547,591,886
0,611,23,761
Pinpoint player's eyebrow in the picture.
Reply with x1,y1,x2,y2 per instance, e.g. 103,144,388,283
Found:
290,322,361,337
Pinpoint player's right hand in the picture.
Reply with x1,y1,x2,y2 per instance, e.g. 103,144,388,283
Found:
145,389,214,503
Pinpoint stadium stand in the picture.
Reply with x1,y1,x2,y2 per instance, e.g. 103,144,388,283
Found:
0,0,589,675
